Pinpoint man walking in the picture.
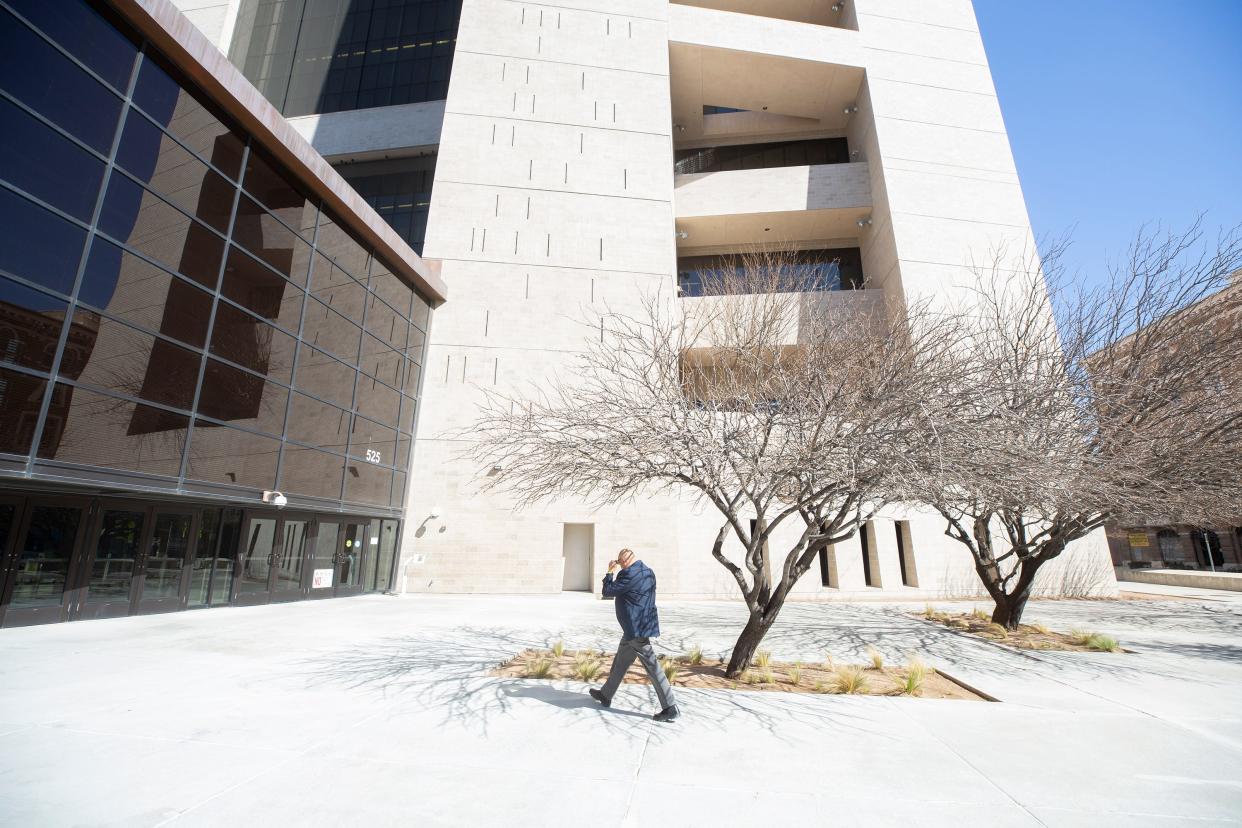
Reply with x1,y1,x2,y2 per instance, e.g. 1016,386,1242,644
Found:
589,549,680,722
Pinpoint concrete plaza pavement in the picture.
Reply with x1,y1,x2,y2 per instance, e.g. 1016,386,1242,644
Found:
2,590,1241,827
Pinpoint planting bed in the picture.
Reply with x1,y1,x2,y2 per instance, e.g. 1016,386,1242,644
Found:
919,609,1126,652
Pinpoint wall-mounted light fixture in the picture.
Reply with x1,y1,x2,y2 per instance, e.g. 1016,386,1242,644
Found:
856,216,873,228
261,490,288,508
843,104,858,115
832,1,845,12
675,230,689,240
428,504,442,520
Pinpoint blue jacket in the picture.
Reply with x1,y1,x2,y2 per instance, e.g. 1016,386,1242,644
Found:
602,560,661,639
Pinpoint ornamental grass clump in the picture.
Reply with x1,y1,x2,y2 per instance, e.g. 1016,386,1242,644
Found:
786,663,803,686
894,657,931,697
1086,634,1120,652
755,650,772,670
551,640,565,658
526,658,556,679
661,657,681,682
866,647,884,670
685,645,704,666
830,665,869,695
573,658,602,682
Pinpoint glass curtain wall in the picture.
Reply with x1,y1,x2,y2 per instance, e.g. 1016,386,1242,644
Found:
677,248,865,298
0,0,431,514
231,0,461,117
334,155,436,255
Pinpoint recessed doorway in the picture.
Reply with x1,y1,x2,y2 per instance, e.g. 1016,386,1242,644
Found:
561,524,594,592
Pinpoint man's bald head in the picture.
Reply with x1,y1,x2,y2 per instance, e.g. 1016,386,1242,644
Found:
618,548,636,568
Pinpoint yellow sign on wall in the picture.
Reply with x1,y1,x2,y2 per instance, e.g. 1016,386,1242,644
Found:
1128,532,1150,548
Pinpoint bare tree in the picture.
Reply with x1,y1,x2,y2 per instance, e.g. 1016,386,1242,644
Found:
921,222,1242,629
466,252,959,675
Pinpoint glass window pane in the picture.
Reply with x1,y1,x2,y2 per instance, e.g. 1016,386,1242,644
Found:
10,504,82,608
353,374,400,427
286,392,349,453
0,97,106,222
301,297,361,364
0,366,46,455
411,294,431,331
115,112,236,233
189,507,239,606
280,445,344,501
142,512,193,601
364,294,405,350
369,262,413,319
294,344,355,409
0,188,88,296
316,210,369,281
0,9,124,152
98,174,224,288
398,394,416,435
361,334,404,390
186,423,279,489
5,0,139,92
349,413,396,466
221,247,305,327
390,471,406,508
38,383,188,475
70,309,200,411
237,516,274,594
85,509,144,603
242,148,315,239
308,254,364,323
80,239,213,349
274,518,308,592
197,359,289,436
373,519,399,591
131,54,245,180
210,302,297,384
0,277,69,373
344,460,391,506
309,521,340,588
232,196,312,284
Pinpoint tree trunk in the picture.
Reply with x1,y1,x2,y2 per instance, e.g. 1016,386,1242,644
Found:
725,612,772,678
989,557,1044,630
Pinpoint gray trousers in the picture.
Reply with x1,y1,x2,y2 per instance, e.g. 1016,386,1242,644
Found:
600,636,677,710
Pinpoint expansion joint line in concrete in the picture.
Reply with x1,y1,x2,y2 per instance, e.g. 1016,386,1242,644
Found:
619,724,654,825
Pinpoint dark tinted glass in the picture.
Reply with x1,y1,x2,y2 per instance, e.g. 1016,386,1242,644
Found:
390,471,406,508
0,9,124,152
294,344,355,409
336,155,435,254
79,239,213,348
364,295,406,350
210,302,297,384
98,174,225,288
221,246,304,326
115,111,236,232
674,137,850,175
242,148,315,238
402,360,422,397
395,433,411,469
411,293,430,331
0,277,69,372
232,195,311,283
8,503,81,606
344,460,392,506
38,383,188,475
0,97,106,221
316,211,369,281
407,325,425,362
132,55,245,180
279,445,344,500
349,414,396,465
197,359,289,435
185,423,279,489
70,310,200,411
398,395,416,434
301,297,361,364
308,254,365,323
354,374,400,428
677,248,865,297
0,366,46,455
361,334,404,389
235,0,461,117
5,0,139,92
0,187,88,295
286,392,349,453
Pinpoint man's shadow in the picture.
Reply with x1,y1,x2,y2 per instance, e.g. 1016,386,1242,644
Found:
500,683,652,719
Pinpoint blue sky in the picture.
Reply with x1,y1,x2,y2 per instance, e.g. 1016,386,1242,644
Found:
973,0,1242,283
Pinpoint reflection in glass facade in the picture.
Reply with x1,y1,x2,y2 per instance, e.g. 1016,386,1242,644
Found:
677,248,865,298
0,0,432,513
231,0,461,117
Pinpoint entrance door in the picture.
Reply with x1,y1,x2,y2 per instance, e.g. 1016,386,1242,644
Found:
0,496,24,627
1,498,90,627
73,505,146,621
335,521,368,597
561,523,593,591
233,513,278,606
271,515,311,602
134,510,196,614
187,508,242,608
306,520,340,599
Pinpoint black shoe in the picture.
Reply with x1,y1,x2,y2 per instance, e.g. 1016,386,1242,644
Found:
589,688,611,708
653,705,680,723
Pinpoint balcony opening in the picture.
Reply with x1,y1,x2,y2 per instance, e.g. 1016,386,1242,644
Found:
675,137,849,176
677,248,863,297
